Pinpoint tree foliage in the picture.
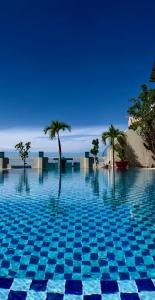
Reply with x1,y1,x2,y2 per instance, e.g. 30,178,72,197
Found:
44,120,71,169
44,120,71,139
15,142,31,166
128,84,155,156
102,125,124,147
90,138,99,165
115,135,127,161
102,125,125,168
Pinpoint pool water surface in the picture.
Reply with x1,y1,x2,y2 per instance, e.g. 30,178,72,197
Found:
0,168,155,282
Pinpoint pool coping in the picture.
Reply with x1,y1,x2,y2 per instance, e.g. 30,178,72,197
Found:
0,277,155,299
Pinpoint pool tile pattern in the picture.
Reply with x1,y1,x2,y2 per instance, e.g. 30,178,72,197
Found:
1,170,155,298
1,170,155,281
0,278,155,299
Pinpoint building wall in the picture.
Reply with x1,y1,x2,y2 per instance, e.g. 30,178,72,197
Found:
106,129,155,168
126,129,155,167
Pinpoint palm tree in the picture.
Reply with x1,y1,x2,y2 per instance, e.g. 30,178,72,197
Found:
102,125,125,169
44,120,71,169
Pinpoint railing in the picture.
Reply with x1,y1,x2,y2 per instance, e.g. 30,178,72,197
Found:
0,153,104,169
7,156,82,168
9,157,34,167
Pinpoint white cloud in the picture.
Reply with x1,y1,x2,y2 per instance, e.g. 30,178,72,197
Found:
0,124,127,153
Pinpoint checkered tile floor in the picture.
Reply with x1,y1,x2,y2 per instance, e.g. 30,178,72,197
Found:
0,278,155,299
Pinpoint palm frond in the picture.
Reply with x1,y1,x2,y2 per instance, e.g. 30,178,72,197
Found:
43,120,71,139
102,132,109,144
102,125,125,145
58,122,71,131
43,126,51,134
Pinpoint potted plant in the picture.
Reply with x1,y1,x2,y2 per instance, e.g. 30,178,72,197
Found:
115,135,128,169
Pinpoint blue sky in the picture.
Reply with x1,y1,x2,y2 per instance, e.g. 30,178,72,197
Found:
0,0,155,152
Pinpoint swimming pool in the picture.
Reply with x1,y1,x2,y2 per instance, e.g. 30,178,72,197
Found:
0,168,155,299
0,168,155,282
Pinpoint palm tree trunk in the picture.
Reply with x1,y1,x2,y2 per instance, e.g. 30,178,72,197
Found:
57,133,62,170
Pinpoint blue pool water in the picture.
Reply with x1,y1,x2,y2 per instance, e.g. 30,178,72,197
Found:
0,168,155,281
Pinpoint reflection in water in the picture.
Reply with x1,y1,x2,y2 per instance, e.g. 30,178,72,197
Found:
102,168,142,209
49,170,62,215
38,169,48,184
83,168,139,209
90,170,100,196
16,169,30,194
107,169,116,199
58,170,62,198
84,169,90,184
1,167,155,216
0,170,9,185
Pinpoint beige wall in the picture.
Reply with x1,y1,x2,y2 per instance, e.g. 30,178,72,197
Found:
126,129,155,167
106,129,155,168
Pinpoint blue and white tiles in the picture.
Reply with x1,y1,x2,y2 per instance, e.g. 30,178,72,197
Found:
1,169,155,281
0,278,155,300
1,169,155,298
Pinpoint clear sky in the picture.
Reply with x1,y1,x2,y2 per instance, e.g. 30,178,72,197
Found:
0,0,155,152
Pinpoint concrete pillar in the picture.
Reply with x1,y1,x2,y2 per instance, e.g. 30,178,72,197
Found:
0,152,9,169
32,152,48,169
0,158,3,169
80,157,94,170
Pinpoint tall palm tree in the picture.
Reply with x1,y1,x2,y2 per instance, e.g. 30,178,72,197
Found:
44,120,71,169
102,125,125,169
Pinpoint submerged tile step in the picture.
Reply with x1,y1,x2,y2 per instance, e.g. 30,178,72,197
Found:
0,277,155,299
